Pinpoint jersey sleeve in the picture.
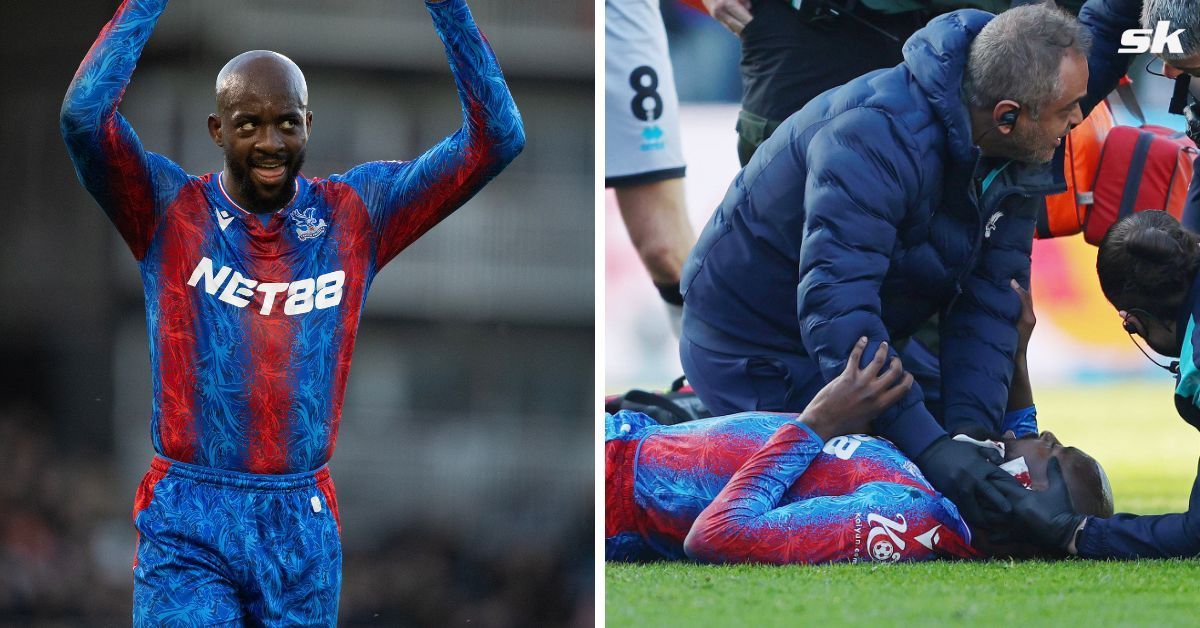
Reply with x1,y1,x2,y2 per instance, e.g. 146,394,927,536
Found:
60,0,190,261
682,422,977,564
1001,405,1038,438
331,0,525,270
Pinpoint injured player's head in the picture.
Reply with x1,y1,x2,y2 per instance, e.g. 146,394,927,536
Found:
208,50,312,214
971,430,1113,558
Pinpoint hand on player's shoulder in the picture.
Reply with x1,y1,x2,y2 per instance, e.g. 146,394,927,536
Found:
800,337,914,441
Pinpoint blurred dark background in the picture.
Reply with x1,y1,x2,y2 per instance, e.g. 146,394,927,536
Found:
0,1,594,624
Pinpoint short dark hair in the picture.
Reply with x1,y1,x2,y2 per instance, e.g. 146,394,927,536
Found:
1096,210,1200,320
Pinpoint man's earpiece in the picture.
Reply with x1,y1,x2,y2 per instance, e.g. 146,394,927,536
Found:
973,105,1021,143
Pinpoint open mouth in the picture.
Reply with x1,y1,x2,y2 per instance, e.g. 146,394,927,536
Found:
251,160,288,186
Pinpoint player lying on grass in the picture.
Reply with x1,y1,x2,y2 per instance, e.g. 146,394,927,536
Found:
606,287,1113,563
61,0,522,623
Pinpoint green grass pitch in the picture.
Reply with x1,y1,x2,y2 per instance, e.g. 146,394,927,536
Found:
606,382,1200,626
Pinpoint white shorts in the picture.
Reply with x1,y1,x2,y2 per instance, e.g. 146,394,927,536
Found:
605,0,686,188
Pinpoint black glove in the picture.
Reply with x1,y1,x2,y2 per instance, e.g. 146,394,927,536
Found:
994,457,1086,552
915,436,1021,530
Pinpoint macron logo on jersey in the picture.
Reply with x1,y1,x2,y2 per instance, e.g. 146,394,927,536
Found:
187,257,345,316
216,209,234,231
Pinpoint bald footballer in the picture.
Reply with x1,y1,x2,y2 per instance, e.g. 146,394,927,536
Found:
61,0,524,623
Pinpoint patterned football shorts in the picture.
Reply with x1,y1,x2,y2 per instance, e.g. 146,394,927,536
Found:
132,455,342,627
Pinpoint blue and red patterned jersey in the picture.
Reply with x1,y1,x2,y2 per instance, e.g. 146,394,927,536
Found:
61,0,524,474
605,411,978,564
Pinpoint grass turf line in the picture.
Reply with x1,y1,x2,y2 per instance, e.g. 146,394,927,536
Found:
607,560,1200,626
606,381,1200,626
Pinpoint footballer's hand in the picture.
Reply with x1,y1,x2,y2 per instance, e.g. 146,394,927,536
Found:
702,0,753,35
1011,279,1035,357
800,337,914,441
915,436,1021,531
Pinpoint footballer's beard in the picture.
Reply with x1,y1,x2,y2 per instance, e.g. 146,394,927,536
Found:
1005,121,1061,165
228,148,307,214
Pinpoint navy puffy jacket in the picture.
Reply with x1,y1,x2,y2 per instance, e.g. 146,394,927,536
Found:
681,0,1139,457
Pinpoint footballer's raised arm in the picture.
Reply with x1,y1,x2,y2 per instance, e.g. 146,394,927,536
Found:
335,0,526,270
60,0,188,261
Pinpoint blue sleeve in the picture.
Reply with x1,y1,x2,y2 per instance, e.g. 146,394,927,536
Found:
60,0,189,261
683,423,976,564
796,107,945,458
683,421,830,564
330,0,525,270
939,200,1036,436
1001,405,1038,437
1077,460,1200,559
1077,0,1141,117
